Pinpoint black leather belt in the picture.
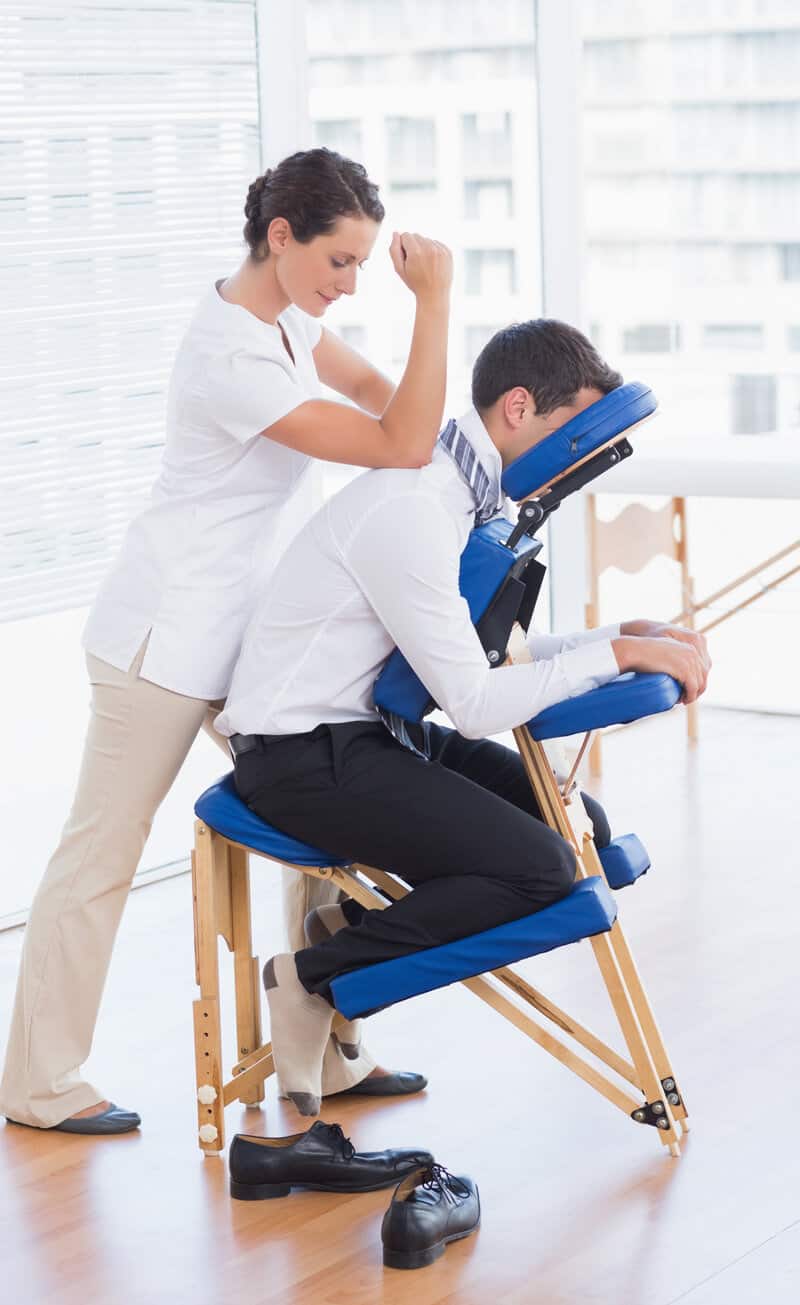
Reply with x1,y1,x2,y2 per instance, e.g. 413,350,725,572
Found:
229,733,264,758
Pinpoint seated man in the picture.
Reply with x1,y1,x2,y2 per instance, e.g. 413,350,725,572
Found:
214,318,710,1115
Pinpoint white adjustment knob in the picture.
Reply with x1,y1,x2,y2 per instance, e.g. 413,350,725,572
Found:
199,1123,219,1144
197,1084,218,1105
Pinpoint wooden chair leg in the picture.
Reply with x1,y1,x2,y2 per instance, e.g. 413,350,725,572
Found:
582,838,688,1128
229,844,264,1106
192,820,226,1154
588,925,680,1154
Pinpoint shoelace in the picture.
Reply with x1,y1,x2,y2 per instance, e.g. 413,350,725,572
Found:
419,1163,470,1204
323,1122,356,1160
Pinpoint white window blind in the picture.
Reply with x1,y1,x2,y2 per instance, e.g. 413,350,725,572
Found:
0,0,261,622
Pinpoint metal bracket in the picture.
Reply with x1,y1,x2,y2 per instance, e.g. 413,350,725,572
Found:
661,1075,683,1110
631,1099,672,1130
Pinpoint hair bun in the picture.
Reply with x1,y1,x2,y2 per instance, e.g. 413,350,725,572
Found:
244,170,272,222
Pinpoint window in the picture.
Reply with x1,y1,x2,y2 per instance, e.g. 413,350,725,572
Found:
0,0,261,923
388,182,439,225
622,324,681,354
731,374,777,435
465,249,517,297
465,325,501,366
780,244,800,282
462,111,513,172
304,0,540,495
313,118,363,158
464,180,513,221
703,324,764,351
386,117,437,178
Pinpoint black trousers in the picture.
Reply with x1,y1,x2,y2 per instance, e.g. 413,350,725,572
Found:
234,721,611,1004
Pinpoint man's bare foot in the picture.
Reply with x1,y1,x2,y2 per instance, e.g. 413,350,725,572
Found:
69,1100,112,1120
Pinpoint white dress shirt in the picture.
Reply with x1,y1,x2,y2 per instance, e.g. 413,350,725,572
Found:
82,282,322,699
216,407,620,741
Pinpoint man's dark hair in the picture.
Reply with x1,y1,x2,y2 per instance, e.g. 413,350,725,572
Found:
471,319,623,415
243,148,384,261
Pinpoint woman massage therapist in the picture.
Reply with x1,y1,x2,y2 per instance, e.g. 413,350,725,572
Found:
1,147,453,1134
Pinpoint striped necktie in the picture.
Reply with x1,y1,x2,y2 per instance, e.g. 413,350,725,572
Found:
375,420,502,759
437,417,502,526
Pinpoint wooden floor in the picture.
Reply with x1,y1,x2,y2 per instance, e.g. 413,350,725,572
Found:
1,706,798,1305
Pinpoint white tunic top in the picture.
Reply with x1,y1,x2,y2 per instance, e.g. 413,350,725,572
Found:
216,407,620,741
82,282,322,699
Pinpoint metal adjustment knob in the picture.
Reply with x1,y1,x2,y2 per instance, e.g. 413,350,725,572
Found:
488,650,500,663
667,1092,680,1106
651,1101,665,1115
656,1118,669,1129
663,1077,675,1092
633,1109,646,1123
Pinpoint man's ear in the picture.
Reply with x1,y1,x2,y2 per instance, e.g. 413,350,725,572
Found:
503,386,531,429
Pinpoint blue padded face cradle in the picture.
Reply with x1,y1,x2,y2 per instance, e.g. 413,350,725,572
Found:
501,381,656,502
528,671,681,741
374,516,541,723
195,773,351,869
598,834,651,890
375,382,661,730
330,876,617,1020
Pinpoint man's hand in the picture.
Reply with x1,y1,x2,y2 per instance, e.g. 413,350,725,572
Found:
621,619,710,679
611,635,709,704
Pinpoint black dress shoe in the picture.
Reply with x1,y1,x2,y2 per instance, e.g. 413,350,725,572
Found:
229,1121,434,1200
382,1163,480,1270
334,1071,427,1098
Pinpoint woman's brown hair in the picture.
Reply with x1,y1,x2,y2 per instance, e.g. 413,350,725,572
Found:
243,147,385,261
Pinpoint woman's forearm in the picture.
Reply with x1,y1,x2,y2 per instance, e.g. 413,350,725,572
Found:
378,293,450,464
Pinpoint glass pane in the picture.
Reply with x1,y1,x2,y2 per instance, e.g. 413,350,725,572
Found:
305,0,541,502
581,2,800,713
0,1,261,922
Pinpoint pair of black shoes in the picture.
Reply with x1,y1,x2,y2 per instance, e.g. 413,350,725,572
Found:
229,1119,480,1270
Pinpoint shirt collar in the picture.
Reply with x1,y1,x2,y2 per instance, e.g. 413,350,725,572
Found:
453,406,505,511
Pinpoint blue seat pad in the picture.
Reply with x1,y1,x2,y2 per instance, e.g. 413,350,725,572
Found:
330,876,617,1020
598,834,650,889
501,381,656,500
194,773,351,869
528,671,681,740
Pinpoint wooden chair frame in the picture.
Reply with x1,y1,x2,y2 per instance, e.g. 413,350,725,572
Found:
191,694,690,1159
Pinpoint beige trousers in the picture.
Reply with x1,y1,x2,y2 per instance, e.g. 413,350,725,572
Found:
0,638,373,1127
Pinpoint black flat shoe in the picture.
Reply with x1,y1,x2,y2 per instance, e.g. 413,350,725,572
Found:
334,1071,427,1098
229,1121,434,1200
5,1103,141,1135
382,1163,480,1270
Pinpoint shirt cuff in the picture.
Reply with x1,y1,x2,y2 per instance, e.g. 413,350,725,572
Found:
557,638,620,697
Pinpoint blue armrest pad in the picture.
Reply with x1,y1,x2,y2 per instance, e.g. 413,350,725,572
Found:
501,381,656,500
598,834,650,889
528,672,681,740
330,876,617,1020
194,772,351,869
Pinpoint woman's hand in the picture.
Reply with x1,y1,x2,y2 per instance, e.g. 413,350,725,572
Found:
611,635,710,704
389,232,453,304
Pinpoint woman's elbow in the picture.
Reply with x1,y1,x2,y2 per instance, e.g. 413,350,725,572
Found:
398,444,434,469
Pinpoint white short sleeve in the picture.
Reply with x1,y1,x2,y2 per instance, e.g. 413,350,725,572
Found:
298,310,323,350
205,349,313,445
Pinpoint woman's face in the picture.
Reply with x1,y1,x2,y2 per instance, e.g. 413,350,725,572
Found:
268,213,381,317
